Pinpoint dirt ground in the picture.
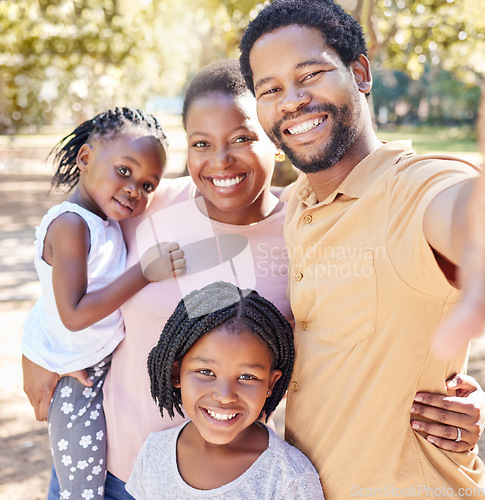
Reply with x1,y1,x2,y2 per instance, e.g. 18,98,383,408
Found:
2,170,485,499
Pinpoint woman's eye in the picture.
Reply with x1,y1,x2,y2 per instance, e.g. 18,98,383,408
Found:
233,136,252,144
192,141,209,148
118,166,131,177
198,369,214,376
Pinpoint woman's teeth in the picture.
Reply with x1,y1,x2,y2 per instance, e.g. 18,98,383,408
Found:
287,117,323,135
206,409,237,421
211,175,246,187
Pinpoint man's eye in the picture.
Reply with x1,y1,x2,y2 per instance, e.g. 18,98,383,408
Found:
260,87,279,97
302,70,323,82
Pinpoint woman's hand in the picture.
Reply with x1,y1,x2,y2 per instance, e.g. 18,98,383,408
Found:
22,355,59,421
410,374,485,452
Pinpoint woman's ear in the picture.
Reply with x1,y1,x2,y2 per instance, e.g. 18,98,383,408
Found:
351,54,372,94
172,361,181,388
77,143,92,172
266,369,282,397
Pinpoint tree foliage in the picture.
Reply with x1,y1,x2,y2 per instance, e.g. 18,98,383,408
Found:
0,0,482,131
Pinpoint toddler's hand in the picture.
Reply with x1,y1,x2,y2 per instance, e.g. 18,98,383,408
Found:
140,242,186,282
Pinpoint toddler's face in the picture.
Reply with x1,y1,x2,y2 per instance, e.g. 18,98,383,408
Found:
76,134,165,220
173,325,281,446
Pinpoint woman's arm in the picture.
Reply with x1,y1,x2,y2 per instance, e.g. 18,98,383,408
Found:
410,374,485,451
22,355,59,421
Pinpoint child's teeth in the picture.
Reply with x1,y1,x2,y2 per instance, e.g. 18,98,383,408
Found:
207,409,237,421
211,175,245,187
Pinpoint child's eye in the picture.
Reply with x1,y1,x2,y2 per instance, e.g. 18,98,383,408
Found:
198,369,214,376
143,182,155,193
118,166,131,177
192,140,209,148
239,374,257,381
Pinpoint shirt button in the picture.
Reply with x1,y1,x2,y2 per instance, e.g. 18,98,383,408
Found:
303,214,312,224
295,272,303,281
300,321,307,330
291,381,299,391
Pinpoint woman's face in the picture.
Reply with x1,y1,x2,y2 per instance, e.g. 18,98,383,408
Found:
185,91,277,225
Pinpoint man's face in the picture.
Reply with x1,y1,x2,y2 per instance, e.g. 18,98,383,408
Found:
249,24,365,174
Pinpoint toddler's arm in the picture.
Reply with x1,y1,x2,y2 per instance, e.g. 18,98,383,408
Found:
46,212,185,331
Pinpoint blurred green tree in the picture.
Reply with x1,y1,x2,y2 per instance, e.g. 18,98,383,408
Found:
339,0,484,125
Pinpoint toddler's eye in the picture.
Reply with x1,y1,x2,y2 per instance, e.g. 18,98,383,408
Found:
118,166,131,177
143,182,154,193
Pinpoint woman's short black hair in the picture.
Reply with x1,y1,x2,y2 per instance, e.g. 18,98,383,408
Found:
147,281,295,421
240,0,368,94
182,59,249,129
50,107,168,191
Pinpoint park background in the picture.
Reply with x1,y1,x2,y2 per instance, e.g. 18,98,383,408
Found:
1,0,485,498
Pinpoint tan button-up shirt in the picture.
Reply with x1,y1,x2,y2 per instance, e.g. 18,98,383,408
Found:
284,141,484,498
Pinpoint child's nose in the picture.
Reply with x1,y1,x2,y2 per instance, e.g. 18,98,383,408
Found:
212,381,238,404
125,183,141,199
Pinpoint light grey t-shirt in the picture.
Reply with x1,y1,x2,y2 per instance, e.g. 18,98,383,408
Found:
126,422,324,499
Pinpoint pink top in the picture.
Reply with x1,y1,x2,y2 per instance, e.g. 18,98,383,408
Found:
103,176,291,481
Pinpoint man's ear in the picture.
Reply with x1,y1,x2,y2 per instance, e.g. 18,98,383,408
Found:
77,143,92,172
351,54,372,94
172,360,181,388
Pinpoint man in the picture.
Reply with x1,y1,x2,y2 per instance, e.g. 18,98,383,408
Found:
240,0,485,497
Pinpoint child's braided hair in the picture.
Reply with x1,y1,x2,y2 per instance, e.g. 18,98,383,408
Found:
50,107,168,191
147,281,295,421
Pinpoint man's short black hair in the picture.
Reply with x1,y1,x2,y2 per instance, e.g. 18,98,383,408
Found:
240,0,367,94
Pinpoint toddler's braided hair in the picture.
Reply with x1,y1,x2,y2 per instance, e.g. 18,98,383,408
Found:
50,107,168,191
147,281,295,421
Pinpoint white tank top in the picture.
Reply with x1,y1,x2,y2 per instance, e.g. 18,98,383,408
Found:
22,201,126,373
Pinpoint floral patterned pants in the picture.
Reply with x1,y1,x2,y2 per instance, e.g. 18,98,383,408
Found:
48,354,112,500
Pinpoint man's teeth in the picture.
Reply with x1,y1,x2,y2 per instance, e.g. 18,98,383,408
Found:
206,409,237,421
287,117,323,135
211,175,245,187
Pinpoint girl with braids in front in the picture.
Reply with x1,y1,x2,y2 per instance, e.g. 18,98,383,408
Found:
126,282,324,499
21,107,185,500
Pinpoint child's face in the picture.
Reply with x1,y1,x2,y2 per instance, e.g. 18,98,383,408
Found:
173,325,282,446
76,133,165,220
185,92,276,225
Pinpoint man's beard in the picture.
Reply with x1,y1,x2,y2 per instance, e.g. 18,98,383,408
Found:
269,102,360,174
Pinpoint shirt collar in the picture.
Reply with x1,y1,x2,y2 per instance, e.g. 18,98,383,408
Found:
296,140,415,207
